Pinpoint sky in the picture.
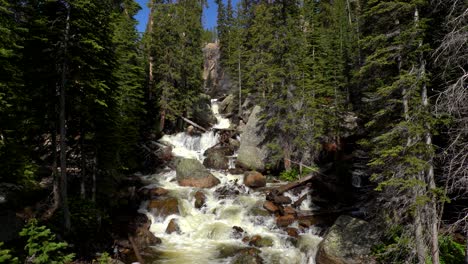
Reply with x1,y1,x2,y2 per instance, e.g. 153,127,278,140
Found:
134,0,239,33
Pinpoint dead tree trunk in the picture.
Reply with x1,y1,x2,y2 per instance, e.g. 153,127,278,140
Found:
59,0,71,231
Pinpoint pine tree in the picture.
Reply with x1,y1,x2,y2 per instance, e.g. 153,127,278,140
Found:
358,0,440,262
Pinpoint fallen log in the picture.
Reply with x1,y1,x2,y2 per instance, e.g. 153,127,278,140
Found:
292,193,308,208
179,116,208,132
276,174,315,195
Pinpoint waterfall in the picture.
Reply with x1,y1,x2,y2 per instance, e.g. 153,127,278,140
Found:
139,100,322,264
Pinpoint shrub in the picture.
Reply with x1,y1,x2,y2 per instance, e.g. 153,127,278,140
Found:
19,219,74,264
0,242,18,264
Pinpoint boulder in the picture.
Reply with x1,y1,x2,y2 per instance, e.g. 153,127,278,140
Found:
203,148,229,170
231,248,263,264
148,197,179,217
150,187,169,197
231,226,245,239
194,191,207,209
243,171,266,188
219,94,236,115
263,201,279,214
274,195,292,205
276,214,296,227
316,215,379,264
175,158,220,188
283,206,296,216
286,227,299,238
249,235,274,248
204,146,235,156
236,106,269,172
165,218,180,234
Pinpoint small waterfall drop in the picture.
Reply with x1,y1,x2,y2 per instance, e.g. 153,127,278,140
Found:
139,100,322,264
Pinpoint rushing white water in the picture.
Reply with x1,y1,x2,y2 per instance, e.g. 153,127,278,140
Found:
211,100,231,130
139,100,322,264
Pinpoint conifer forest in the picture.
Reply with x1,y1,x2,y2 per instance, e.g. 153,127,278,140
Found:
0,0,467,263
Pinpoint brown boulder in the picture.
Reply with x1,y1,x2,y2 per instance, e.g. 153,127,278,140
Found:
243,171,266,188
286,227,299,238
133,226,161,249
148,197,179,217
166,218,180,234
150,187,169,197
194,191,207,209
274,195,292,205
283,206,296,216
263,201,279,214
178,177,220,188
276,214,296,227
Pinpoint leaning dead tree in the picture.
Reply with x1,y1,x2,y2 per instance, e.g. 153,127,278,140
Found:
434,1,468,261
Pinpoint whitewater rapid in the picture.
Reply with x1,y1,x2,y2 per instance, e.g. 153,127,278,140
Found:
139,100,322,264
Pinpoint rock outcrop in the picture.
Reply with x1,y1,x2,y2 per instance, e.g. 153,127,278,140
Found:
316,215,379,264
175,158,220,188
236,106,269,171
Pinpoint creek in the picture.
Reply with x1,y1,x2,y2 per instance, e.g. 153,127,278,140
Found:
138,100,322,264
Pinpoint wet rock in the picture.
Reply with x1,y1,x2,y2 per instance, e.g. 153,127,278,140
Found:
236,106,270,172
148,197,179,217
229,138,241,149
316,215,379,264
194,191,207,209
250,207,270,217
218,244,254,258
276,214,296,227
273,195,292,205
298,219,313,229
249,235,274,248
231,248,263,264
263,201,279,214
203,148,229,170
229,168,244,175
150,187,169,197
243,171,266,188
286,227,299,238
175,158,220,188
132,215,162,249
165,218,180,234
204,146,235,156
219,94,236,115
283,206,296,216
231,226,245,239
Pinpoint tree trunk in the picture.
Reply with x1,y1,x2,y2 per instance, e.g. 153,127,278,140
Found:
238,51,242,117
60,1,71,231
147,1,155,101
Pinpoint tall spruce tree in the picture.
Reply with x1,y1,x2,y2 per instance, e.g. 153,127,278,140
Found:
358,0,440,262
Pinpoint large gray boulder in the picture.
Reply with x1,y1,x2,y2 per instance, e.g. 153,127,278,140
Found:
236,106,269,172
316,215,379,264
175,158,220,188
203,148,229,170
219,94,236,116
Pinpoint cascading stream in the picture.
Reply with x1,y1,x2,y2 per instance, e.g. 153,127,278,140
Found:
139,100,322,264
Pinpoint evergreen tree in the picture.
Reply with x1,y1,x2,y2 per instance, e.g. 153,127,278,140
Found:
358,0,440,262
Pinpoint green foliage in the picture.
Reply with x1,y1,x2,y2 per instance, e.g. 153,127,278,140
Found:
0,242,18,264
280,169,300,182
95,252,111,264
439,235,465,264
19,219,74,264
280,166,317,182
